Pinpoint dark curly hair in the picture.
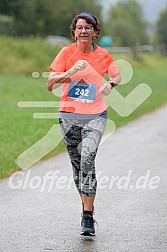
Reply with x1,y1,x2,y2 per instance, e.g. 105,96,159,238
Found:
70,12,100,39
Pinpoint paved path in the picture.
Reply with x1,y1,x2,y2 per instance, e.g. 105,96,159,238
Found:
0,105,167,252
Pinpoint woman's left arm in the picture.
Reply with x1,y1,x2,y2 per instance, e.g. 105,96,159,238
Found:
109,73,121,87
99,73,121,96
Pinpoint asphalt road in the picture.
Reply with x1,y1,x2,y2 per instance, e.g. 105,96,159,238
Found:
0,105,167,252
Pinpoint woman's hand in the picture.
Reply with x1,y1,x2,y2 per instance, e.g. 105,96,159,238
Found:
47,60,89,91
70,60,89,74
99,82,112,96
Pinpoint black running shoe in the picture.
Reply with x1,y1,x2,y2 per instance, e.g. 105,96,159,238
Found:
80,213,96,236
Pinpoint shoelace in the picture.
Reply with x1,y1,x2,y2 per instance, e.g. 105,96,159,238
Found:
81,214,99,227
94,218,99,227
85,216,93,228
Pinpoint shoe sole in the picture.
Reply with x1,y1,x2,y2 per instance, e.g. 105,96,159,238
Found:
80,231,95,236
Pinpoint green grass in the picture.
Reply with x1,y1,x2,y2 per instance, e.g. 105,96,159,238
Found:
0,36,167,178
0,36,62,75
0,74,66,177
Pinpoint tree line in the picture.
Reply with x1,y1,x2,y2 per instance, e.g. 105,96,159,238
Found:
0,0,167,55
0,0,101,37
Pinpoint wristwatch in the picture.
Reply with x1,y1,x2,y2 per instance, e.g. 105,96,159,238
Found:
109,81,116,89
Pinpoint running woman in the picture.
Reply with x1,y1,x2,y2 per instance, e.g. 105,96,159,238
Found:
47,12,121,236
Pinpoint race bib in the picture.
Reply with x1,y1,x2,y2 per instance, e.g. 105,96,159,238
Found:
68,80,96,103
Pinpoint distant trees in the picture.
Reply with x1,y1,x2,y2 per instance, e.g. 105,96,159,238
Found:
1,0,167,57
44,0,102,38
0,0,101,37
156,8,167,55
104,0,148,59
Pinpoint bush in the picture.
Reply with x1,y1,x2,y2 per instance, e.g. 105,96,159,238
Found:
0,15,15,36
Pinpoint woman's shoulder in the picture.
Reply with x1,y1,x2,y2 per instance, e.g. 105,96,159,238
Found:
61,43,76,53
95,45,114,60
95,45,110,54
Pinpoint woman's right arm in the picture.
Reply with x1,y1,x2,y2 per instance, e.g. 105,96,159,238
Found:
47,60,88,91
47,69,74,91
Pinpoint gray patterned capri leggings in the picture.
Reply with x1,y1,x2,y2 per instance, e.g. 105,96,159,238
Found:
59,117,107,196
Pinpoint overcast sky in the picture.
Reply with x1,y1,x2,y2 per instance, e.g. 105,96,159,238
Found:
99,0,167,22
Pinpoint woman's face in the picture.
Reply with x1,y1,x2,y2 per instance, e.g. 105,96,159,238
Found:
74,18,96,44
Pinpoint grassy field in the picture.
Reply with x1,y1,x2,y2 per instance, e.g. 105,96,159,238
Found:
0,36,167,178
